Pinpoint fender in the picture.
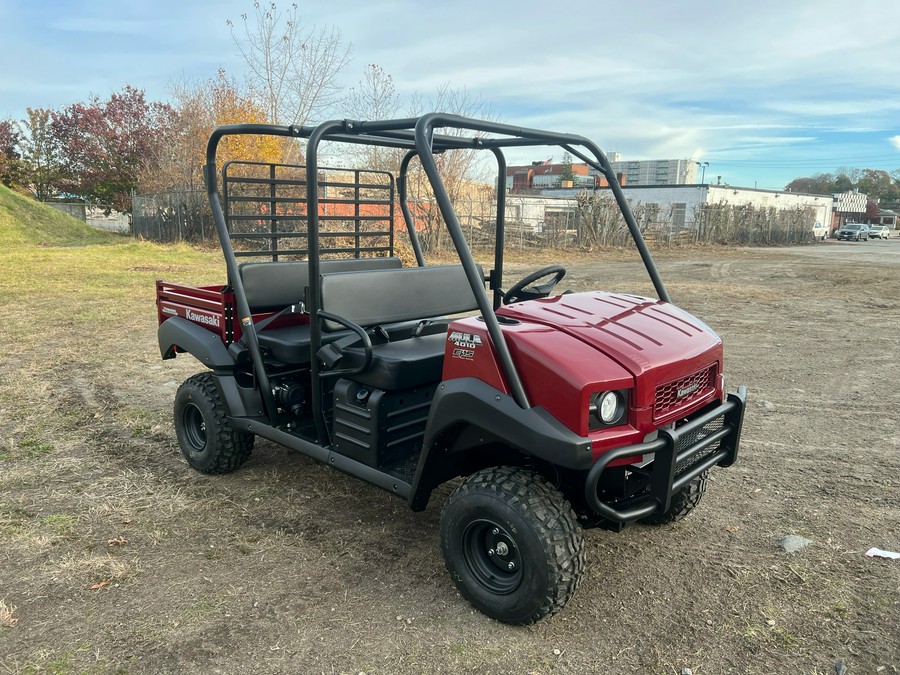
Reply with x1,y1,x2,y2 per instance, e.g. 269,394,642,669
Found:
409,378,593,511
158,316,234,368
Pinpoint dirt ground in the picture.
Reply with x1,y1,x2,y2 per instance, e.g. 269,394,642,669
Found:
1,240,898,674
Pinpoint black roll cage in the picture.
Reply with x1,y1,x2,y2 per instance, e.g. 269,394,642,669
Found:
203,114,672,442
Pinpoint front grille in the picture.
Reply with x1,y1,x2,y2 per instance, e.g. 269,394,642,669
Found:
654,364,716,422
675,417,724,475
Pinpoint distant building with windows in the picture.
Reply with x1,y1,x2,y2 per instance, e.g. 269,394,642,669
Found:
592,156,698,186
506,155,700,192
876,208,897,229
506,160,619,192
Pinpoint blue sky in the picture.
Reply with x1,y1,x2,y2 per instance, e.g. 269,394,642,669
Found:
2,0,899,190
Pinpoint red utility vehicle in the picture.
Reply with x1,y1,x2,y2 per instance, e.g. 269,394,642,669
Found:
157,115,747,624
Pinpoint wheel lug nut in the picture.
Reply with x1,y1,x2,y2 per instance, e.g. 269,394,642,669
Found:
492,528,499,535
488,548,495,556
508,561,515,570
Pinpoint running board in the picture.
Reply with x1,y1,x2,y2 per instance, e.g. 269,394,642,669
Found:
228,417,413,499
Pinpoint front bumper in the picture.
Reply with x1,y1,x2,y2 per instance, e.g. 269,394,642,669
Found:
584,386,747,523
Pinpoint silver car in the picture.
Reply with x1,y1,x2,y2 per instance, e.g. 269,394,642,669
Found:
868,225,891,239
836,223,869,241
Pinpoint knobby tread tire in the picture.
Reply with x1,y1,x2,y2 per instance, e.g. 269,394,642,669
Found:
640,470,708,525
441,467,585,625
174,372,254,474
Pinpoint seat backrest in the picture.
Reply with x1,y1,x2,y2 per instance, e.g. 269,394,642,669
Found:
239,257,402,313
319,265,482,331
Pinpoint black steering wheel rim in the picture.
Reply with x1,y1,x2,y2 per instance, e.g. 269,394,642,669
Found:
503,265,566,305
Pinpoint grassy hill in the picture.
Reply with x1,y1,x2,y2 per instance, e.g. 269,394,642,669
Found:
0,185,124,247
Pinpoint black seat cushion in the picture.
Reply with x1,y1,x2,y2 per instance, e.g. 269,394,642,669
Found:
344,333,447,390
255,324,314,363
256,319,432,365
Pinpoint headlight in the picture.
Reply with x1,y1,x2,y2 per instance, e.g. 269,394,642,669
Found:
598,391,620,423
589,390,628,428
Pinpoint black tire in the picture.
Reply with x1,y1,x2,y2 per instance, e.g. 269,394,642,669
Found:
440,467,585,625
640,470,708,525
174,373,254,474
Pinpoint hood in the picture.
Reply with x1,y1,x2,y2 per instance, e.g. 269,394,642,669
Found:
497,291,723,410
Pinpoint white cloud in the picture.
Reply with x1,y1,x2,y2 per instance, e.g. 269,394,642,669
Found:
2,0,899,188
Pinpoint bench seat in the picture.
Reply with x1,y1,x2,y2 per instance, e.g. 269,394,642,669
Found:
240,257,402,313
317,265,481,390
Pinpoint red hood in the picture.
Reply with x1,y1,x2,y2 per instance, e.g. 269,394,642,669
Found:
497,291,723,411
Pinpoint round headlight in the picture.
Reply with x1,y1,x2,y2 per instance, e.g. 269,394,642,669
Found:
597,391,621,424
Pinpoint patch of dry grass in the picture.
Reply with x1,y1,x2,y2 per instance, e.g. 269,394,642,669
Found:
50,552,140,586
0,598,18,627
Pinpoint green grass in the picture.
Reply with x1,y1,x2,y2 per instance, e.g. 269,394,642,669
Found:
41,514,77,534
0,185,123,247
0,240,223,321
0,438,55,462
0,186,221,316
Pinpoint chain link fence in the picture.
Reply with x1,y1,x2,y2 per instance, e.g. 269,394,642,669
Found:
131,190,816,250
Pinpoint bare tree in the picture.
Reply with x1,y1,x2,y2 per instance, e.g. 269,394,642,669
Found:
408,82,497,200
404,83,499,251
227,1,352,128
340,64,404,172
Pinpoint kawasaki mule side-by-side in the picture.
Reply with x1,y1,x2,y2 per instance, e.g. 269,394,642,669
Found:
156,114,747,624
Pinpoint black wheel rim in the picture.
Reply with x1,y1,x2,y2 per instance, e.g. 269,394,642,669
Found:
461,519,523,594
182,403,207,451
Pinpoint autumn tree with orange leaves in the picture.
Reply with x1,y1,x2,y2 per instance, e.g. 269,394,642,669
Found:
139,70,289,194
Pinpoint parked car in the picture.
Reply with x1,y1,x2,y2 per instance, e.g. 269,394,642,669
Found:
812,222,828,240
836,223,869,241
868,225,890,239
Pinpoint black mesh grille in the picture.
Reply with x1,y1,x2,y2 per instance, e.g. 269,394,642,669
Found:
675,417,724,475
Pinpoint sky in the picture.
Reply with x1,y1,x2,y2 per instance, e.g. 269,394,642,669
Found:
2,0,900,190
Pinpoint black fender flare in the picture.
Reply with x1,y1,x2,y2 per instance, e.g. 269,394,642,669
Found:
408,378,592,511
158,317,263,418
158,316,234,369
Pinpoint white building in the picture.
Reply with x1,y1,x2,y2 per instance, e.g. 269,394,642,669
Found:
501,184,833,234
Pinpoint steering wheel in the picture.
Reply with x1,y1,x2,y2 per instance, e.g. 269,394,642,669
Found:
503,265,567,305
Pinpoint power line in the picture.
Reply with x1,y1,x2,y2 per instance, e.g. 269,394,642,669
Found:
700,154,900,167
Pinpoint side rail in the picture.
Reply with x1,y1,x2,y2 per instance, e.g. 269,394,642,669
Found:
156,280,234,345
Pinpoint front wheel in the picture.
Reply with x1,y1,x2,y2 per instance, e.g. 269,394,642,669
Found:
174,373,254,474
440,467,585,624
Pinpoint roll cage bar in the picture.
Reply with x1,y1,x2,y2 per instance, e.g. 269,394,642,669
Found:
203,114,671,442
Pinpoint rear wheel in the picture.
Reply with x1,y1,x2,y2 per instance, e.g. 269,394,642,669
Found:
440,467,585,624
640,470,708,525
174,373,254,474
